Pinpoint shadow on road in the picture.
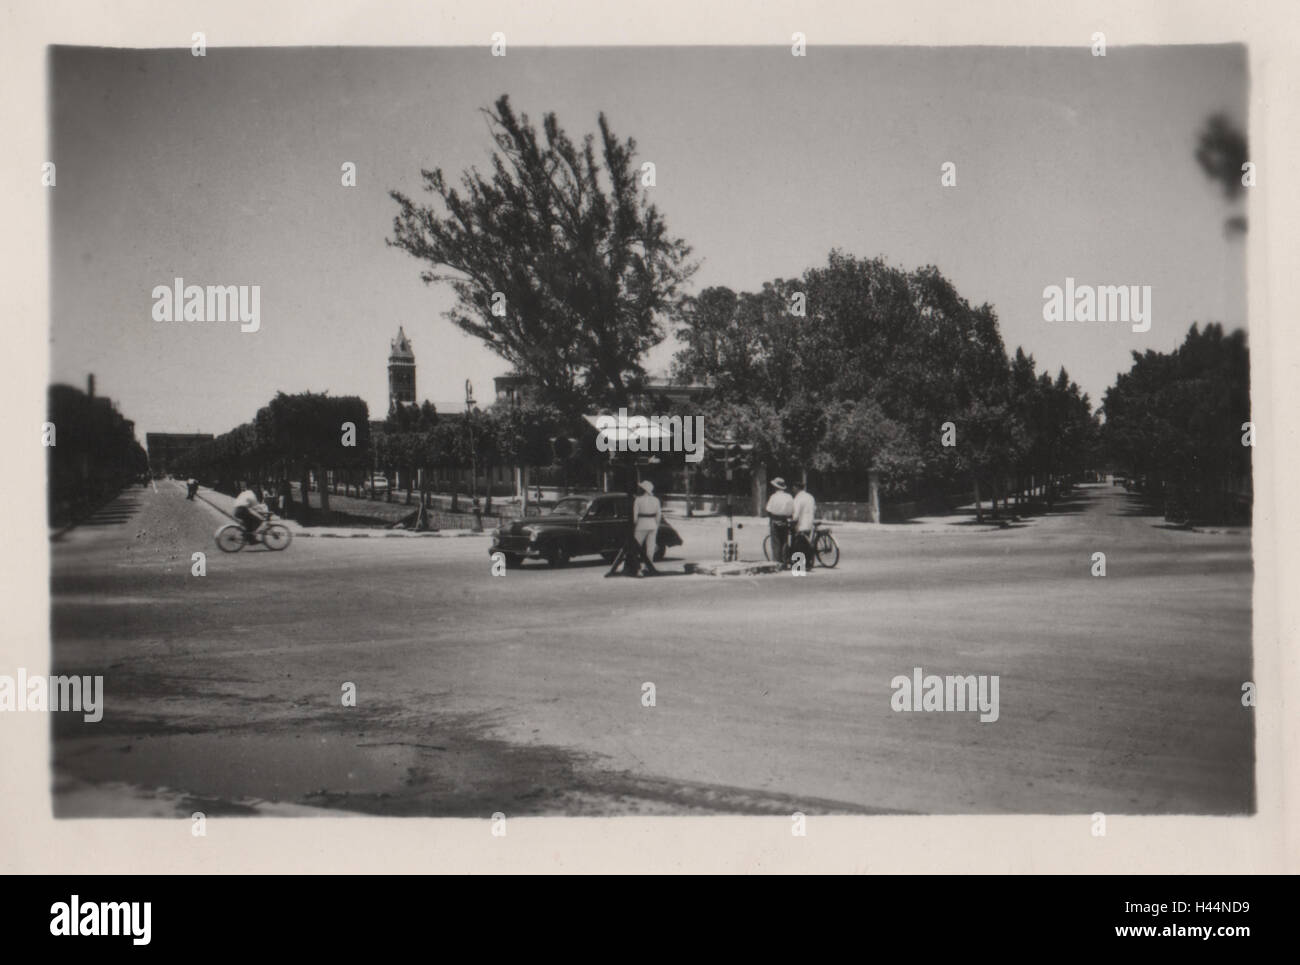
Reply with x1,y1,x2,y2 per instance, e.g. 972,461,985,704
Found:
75,493,146,527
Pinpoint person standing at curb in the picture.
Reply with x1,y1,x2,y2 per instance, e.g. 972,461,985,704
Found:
632,480,662,577
765,477,794,568
791,479,817,570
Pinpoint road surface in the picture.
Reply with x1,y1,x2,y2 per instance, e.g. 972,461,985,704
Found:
49,480,1254,816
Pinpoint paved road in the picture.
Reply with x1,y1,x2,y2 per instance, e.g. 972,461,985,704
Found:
49,480,1253,815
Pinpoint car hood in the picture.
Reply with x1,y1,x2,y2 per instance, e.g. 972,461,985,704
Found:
502,514,581,534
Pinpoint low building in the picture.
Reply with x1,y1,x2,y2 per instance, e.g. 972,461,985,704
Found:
145,432,213,475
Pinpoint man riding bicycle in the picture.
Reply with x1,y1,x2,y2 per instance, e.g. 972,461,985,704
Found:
232,483,268,542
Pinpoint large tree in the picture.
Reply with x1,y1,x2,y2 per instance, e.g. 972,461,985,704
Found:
389,95,697,414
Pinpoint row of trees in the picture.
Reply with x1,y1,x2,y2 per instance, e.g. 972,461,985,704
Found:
173,390,594,518
1102,323,1251,521
174,392,370,514
672,252,1101,518
47,384,148,526
372,399,573,513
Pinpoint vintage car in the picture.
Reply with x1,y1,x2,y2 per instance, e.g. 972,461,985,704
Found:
489,492,683,567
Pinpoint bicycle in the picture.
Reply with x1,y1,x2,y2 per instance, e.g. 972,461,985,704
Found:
216,510,292,552
763,520,839,568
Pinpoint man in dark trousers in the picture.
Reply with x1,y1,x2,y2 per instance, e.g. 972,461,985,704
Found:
607,481,659,577
790,479,817,570
765,477,794,567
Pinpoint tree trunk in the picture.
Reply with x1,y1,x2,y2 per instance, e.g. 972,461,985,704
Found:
973,473,983,523
299,468,312,524
316,468,331,512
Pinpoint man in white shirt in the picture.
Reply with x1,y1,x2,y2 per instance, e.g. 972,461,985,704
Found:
765,477,794,567
232,483,266,543
790,479,817,570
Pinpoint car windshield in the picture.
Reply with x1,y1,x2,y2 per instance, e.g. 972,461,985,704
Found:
550,498,590,516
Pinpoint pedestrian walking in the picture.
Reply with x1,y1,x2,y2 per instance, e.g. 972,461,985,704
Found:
765,477,794,567
791,479,817,570
631,480,662,576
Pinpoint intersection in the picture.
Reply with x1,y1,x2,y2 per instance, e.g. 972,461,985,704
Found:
49,481,1254,816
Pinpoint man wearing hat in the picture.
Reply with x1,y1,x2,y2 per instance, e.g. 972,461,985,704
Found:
765,477,795,567
631,479,663,576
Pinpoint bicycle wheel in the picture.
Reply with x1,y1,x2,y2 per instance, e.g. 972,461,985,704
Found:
262,524,292,551
815,532,839,568
215,524,245,553
762,535,772,561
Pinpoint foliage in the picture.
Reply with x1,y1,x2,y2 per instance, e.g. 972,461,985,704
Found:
389,94,697,415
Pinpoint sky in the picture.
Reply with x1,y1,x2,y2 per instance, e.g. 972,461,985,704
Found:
48,45,1248,439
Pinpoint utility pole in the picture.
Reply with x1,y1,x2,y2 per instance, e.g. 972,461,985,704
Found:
465,379,477,505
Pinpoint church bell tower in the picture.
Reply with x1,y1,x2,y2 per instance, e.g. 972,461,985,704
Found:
388,326,416,407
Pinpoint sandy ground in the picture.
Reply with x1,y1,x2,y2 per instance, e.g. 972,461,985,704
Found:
47,480,1253,816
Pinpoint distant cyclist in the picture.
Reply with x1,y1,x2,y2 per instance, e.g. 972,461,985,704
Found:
232,483,267,543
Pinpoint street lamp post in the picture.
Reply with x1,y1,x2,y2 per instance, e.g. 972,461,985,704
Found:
722,436,737,561
465,379,477,505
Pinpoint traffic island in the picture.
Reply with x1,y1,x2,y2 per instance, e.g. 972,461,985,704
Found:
683,560,783,577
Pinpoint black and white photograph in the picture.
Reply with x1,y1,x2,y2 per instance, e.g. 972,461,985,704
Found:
36,38,1259,821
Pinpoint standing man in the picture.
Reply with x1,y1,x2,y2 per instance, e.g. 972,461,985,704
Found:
632,480,662,577
791,479,817,570
765,477,794,567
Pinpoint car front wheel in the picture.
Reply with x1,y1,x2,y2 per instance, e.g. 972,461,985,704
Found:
543,543,570,567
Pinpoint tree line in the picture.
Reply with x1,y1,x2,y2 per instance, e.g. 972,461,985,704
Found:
180,95,1249,526
47,383,148,526
172,390,588,518
672,252,1101,518
1102,323,1250,522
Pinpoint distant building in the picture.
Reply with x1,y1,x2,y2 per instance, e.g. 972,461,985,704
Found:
146,433,213,474
493,372,531,406
491,372,711,410
637,376,711,409
389,326,417,411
